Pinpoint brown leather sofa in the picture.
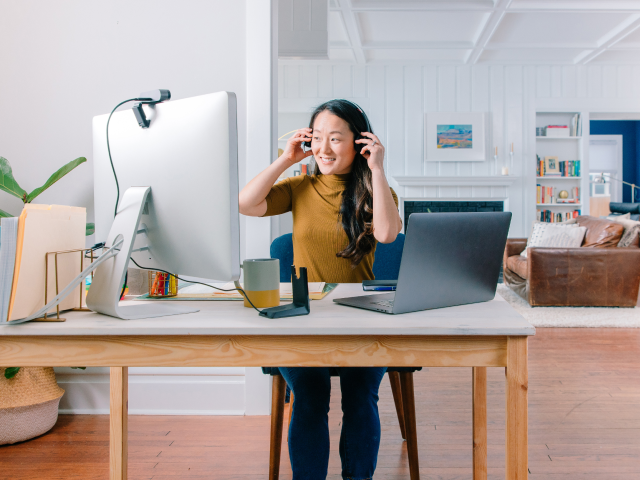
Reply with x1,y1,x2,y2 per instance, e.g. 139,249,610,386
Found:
503,216,640,307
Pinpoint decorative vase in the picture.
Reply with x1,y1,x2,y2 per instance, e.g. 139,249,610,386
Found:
0,367,65,445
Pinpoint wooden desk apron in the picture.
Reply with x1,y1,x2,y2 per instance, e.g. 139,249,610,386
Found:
0,284,534,367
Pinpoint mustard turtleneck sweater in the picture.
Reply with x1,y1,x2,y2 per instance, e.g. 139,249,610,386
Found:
263,173,398,283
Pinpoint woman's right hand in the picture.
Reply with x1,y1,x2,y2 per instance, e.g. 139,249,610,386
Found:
280,128,314,166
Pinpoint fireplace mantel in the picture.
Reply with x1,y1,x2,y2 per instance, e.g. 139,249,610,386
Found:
393,176,519,187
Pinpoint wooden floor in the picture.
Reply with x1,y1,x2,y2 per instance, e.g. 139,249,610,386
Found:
1,328,639,480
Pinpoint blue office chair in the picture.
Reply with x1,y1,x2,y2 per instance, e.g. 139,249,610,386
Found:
265,233,421,480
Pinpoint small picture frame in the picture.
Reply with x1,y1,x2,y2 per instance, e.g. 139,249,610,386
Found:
544,156,559,175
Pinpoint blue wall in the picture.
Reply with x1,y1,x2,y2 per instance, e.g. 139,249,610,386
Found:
590,120,640,203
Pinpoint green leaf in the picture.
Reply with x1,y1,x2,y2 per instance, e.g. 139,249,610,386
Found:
25,157,87,203
4,367,20,379
0,208,14,218
0,157,27,202
86,223,95,236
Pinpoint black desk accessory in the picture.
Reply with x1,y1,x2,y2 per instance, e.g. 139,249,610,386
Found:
259,266,310,319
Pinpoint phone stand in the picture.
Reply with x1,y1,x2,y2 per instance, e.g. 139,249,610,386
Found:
259,266,310,319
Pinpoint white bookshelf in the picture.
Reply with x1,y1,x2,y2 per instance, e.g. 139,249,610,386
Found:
535,112,588,222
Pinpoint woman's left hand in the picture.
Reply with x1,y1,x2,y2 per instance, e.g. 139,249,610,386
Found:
356,132,385,172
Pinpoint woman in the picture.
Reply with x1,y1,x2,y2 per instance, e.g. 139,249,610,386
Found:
239,100,402,480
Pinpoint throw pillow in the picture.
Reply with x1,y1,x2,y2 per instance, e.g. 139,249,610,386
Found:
608,216,640,248
529,217,577,237
607,213,631,221
520,223,585,258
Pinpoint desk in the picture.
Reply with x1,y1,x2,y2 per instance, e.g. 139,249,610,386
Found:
0,284,534,480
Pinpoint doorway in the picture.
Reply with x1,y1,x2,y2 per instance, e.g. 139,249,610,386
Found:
589,135,623,216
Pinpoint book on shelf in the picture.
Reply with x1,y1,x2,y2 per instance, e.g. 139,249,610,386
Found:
570,114,581,137
536,156,581,178
536,185,580,204
536,209,581,223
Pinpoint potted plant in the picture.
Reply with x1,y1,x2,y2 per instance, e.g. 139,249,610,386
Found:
0,155,91,445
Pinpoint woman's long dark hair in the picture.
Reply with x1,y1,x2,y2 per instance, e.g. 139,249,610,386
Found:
309,99,375,267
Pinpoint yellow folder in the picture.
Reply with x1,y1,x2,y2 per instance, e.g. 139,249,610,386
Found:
8,204,86,321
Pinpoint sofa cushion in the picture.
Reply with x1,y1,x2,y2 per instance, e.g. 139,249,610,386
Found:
576,216,625,248
609,202,640,214
520,223,585,258
608,216,640,248
506,255,529,280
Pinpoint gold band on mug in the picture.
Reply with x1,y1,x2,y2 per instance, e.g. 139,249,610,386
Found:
242,289,280,308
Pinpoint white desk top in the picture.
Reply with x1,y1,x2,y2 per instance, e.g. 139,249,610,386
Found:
0,284,534,337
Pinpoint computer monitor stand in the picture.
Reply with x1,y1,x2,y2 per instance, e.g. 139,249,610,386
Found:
86,186,199,320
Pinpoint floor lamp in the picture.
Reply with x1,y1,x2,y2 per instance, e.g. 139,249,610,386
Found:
596,173,639,202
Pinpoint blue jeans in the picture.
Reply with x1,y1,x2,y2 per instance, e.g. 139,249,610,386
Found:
279,367,387,480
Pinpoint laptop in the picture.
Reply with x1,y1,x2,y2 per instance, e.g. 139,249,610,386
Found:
333,212,512,314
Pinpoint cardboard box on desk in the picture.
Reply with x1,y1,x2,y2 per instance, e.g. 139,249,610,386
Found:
7,204,86,321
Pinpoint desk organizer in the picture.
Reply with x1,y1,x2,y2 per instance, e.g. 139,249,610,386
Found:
148,271,178,298
36,247,96,322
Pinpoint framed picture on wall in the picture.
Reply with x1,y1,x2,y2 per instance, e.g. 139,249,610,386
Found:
424,112,486,161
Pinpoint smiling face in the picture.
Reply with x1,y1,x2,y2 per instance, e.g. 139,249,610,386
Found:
311,110,357,175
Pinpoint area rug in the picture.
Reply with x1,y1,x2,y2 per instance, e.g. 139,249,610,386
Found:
496,284,640,328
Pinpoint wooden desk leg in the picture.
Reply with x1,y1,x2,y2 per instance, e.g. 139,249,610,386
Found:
506,337,528,480
110,367,128,480
269,375,287,480
473,367,487,480
399,372,420,480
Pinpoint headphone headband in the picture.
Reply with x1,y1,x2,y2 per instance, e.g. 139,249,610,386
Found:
340,99,372,133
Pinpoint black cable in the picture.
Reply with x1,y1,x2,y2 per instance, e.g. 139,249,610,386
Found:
106,97,153,298
106,97,154,218
128,257,262,313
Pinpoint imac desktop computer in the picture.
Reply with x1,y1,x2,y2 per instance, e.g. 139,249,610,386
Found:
87,91,240,320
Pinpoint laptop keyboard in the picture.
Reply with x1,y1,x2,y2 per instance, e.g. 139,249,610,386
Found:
373,300,394,308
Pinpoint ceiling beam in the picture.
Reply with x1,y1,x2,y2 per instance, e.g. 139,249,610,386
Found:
354,41,474,50
579,14,640,64
336,0,366,64
467,0,513,65
334,1,495,12
510,1,640,12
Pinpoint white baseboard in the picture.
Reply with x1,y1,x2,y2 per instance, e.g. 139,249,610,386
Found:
56,371,246,415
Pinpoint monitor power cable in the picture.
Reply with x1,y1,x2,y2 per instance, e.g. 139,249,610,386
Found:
128,257,262,313
106,90,171,301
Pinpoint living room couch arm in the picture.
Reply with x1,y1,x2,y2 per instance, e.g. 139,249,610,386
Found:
504,238,528,267
527,247,640,307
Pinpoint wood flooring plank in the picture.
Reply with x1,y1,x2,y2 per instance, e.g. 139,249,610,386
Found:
0,328,638,479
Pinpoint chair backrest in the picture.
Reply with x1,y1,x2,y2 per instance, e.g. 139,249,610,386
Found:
373,233,405,280
270,232,406,282
270,233,294,282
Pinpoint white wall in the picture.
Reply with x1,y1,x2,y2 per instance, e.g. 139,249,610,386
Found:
0,0,275,415
278,64,640,237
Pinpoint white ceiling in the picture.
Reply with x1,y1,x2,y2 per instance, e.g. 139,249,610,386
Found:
294,0,640,65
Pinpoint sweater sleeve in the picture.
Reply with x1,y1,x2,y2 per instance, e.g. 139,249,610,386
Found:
390,187,399,208
262,176,306,217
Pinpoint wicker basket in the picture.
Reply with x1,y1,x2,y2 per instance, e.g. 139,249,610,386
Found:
0,367,65,445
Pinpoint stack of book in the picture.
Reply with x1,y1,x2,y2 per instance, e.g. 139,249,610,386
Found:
537,210,581,223
545,125,569,137
536,186,580,205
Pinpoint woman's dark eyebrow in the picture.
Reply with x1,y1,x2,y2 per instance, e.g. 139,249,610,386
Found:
313,129,345,135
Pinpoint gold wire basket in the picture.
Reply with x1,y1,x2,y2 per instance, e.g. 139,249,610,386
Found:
148,271,178,298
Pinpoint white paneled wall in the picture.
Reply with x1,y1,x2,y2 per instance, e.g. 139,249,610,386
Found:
278,64,640,237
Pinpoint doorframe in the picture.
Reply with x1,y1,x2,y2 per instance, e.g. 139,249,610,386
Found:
588,134,623,203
